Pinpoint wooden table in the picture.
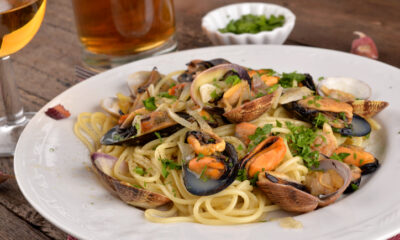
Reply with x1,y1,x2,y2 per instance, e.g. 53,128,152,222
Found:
0,0,398,239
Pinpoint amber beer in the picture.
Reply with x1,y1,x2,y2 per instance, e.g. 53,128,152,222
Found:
72,0,176,58
0,0,46,57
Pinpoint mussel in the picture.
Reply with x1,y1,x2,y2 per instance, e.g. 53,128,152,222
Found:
257,159,352,213
344,165,362,194
191,64,277,123
178,58,231,82
101,111,193,146
284,96,371,137
241,136,286,177
91,152,170,208
182,131,238,196
332,144,379,175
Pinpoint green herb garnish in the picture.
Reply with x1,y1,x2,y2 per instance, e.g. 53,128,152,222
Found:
276,120,282,128
285,122,319,168
267,84,279,94
279,72,306,88
248,124,273,150
237,144,244,151
351,183,359,191
160,158,182,178
224,74,241,86
219,14,285,34
135,167,146,176
236,168,247,181
330,152,350,162
154,132,163,143
199,165,209,182
210,90,220,99
250,171,260,186
158,92,177,99
143,97,157,111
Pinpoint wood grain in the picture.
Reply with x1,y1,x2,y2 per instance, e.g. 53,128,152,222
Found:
0,0,398,239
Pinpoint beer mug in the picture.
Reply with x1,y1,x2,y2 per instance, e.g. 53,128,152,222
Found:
72,0,177,71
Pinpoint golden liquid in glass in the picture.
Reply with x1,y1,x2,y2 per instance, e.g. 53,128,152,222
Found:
72,0,175,56
0,0,46,57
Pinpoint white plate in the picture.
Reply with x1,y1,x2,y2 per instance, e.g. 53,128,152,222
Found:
15,45,400,240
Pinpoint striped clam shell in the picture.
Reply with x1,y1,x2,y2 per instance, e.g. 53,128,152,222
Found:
351,100,388,118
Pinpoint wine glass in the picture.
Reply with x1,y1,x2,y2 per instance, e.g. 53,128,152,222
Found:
0,0,46,156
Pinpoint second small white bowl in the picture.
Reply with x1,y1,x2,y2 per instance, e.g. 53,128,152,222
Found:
202,2,296,45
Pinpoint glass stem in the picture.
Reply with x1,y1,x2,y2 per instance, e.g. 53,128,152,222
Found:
0,56,25,125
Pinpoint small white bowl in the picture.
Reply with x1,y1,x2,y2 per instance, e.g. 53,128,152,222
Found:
202,2,296,45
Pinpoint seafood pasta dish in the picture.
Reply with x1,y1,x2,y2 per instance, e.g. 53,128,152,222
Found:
74,59,388,225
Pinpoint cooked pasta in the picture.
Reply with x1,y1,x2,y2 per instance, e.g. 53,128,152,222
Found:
74,60,383,224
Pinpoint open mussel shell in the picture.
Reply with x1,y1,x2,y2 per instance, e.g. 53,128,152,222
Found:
178,58,231,83
257,159,352,213
317,77,371,101
339,114,371,137
344,165,362,194
190,63,251,108
91,152,170,208
183,143,239,196
101,112,193,146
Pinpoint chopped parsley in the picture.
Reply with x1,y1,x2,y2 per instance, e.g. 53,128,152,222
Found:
276,120,282,128
143,97,157,111
279,72,306,88
248,124,273,150
199,165,208,182
158,92,177,99
267,84,279,94
255,92,266,99
131,184,143,189
236,168,248,181
160,158,182,178
318,77,324,81
210,90,220,99
365,132,371,139
135,122,141,132
218,14,285,34
313,113,328,128
154,132,163,142
285,122,319,168
250,171,260,186
359,159,364,165
224,75,241,86
237,144,244,151
330,152,350,162
351,183,359,191
197,153,205,159
135,167,146,176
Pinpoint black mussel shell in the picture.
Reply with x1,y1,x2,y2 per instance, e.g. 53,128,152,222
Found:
344,177,361,194
338,114,371,137
360,159,379,175
101,112,192,146
299,74,317,91
183,142,238,196
178,58,231,82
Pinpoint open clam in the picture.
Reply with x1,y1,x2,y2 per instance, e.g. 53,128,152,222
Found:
101,111,194,146
91,152,170,208
317,77,371,102
257,159,352,213
191,64,276,123
182,131,239,196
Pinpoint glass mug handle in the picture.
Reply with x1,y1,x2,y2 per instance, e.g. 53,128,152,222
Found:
110,0,154,38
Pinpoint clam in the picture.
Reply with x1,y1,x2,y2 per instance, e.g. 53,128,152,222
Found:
257,159,352,213
182,140,238,196
178,58,231,82
241,136,286,177
91,152,170,208
317,77,371,102
191,64,276,123
351,100,389,118
100,97,122,118
332,144,379,175
284,96,371,137
101,111,194,146
278,87,313,105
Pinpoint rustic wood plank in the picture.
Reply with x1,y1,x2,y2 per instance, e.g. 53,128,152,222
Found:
0,158,68,240
0,204,51,240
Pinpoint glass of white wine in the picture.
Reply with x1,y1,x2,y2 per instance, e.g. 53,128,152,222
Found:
0,0,46,156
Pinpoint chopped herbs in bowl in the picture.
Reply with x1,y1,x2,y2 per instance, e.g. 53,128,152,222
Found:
202,3,296,45
219,14,286,34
